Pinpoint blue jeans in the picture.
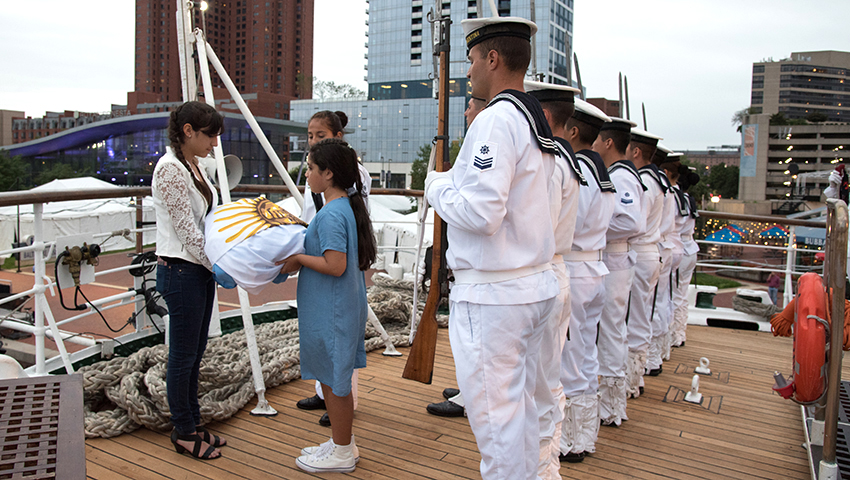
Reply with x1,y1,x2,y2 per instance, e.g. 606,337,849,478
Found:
768,287,778,306
157,260,215,435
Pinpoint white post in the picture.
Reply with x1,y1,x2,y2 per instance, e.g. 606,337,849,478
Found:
176,0,198,102
32,203,46,375
194,30,277,415
783,225,796,307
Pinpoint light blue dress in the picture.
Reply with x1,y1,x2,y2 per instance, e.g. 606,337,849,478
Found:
297,197,368,397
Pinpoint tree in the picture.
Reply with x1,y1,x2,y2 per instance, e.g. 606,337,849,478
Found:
0,151,30,191
706,163,739,199
731,106,759,132
409,140,462,190
35,163,91,185
806,111,828,123
311,77,365,101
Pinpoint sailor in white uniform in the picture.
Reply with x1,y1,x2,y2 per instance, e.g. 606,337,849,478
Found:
593,117,644,427
646,148,685,374
525,79,584,478
659,154,689,362
425,17,560,479
625,127,664,398
671,168,701,347
558,99,615,463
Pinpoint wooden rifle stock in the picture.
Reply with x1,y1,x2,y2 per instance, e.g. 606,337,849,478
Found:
403,10,450,384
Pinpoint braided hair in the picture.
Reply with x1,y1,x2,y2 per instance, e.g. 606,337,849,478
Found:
308,138,377,271
167,101,224,212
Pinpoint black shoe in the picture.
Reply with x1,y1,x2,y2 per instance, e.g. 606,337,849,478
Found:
559,451,585,463
600,420,619,428
426,400,465,417
296,394,326,410
647,366,662,376
319,412,331,427
639,386,644,395
442,388,460,400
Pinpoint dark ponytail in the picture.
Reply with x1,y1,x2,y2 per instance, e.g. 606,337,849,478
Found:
308,138,377,271
167,101,224,212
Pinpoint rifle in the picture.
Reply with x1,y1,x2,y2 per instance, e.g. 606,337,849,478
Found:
403,7,451,384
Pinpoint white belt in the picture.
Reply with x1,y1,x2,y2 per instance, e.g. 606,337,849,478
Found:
551,254,564,264
452,263,553,285
630,243,659,253
604,243,630,253
564,250,603,262
681,234,694,242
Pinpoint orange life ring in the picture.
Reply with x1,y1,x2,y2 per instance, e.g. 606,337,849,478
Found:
792,272,828,403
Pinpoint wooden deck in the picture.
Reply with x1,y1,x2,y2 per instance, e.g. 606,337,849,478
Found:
85,325,836,479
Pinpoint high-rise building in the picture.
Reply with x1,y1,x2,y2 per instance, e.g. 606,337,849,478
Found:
749,51,850,121
128,0,313,118
291,0,575,188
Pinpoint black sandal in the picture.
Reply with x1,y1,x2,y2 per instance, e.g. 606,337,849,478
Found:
171,429,221,460
196,425,227,447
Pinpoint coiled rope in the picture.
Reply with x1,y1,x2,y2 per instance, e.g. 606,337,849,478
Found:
81,273,449,438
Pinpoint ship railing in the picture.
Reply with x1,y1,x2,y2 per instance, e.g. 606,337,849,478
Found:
694,210,827,307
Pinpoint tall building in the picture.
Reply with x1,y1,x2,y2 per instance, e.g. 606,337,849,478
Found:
750,51,850,121
0,110,25,147
128,0,313,118
291,0,575,187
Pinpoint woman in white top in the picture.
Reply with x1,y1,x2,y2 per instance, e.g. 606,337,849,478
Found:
152,101,225,460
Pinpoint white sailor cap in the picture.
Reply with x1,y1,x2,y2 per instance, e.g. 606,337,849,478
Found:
652,143,672,165
599,116,637,133
630,127,663,147
572,99,611,130
524,79,580,104
462,16,538,52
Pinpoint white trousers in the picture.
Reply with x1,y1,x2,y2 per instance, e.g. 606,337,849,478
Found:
537,263,570,480
671,252,697,345
597,267,634,378
647,248,673,371
561,274,605,398
627,252,661,354
450,297,558,480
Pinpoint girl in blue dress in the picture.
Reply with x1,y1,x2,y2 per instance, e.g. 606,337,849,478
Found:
280,138,377,473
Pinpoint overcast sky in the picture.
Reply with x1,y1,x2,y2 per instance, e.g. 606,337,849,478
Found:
1,1,847,151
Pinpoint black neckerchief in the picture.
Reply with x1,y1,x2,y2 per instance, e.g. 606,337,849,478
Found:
553,138,588,186
671,185,689,216
576,149,615,193
685,192,699,218
609,159,647,191
638,163,669,194
489,89,559,155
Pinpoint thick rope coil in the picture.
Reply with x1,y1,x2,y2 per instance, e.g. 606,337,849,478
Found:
81,272,444,438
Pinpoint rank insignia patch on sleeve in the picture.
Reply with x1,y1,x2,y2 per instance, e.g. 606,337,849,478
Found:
472,142,497,171
621,192,634,204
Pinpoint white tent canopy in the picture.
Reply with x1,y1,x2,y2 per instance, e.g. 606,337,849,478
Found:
0,177,155,257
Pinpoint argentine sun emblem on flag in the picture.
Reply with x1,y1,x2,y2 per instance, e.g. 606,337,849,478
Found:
205,197,307,294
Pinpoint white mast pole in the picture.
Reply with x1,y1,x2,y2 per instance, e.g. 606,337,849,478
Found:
176,0,197,101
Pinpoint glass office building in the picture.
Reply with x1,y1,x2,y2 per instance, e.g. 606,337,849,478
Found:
291,0,575,188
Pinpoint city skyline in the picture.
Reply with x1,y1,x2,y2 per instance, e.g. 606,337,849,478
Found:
1,0,849,150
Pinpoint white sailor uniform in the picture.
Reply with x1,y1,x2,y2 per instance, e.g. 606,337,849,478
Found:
536,137,581,479
671,192,699,347
647,173,678,372
625,164,665,397
426,96,560,480
559,149,615,458
597,160,645,426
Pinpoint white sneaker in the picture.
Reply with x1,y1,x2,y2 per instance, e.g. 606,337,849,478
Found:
301,436,360,463
296,439,357,473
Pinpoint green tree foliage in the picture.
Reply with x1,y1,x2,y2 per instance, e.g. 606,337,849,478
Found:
769,112,807,126
0,151,30,191
731,106,759,132
409,140,462,190
806,111,828,123
706,163,740,199
35,163,91,185
311,77,365,101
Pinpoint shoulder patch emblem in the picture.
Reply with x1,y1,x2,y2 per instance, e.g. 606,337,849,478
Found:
621,191,633,205
480,145,490,155
471,141,497,171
